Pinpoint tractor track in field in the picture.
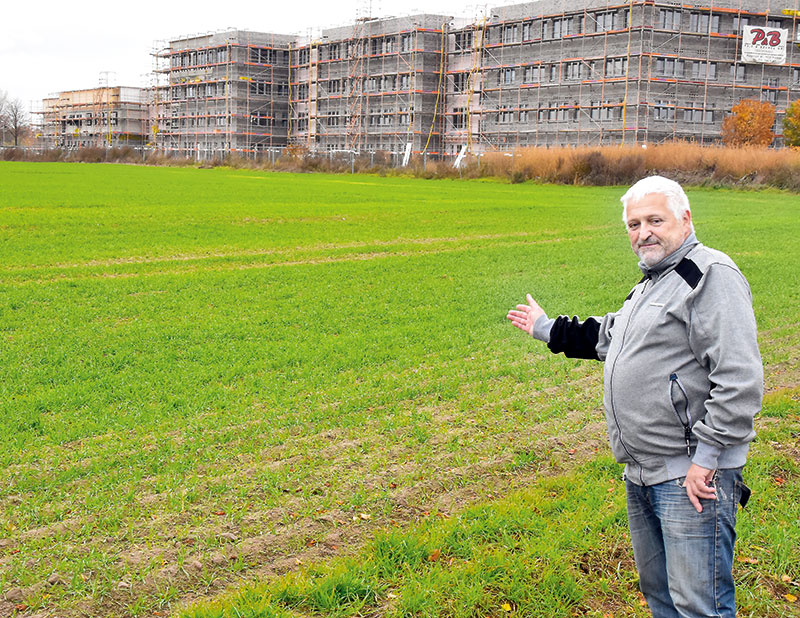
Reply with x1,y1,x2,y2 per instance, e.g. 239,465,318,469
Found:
0,230,620,286
2,225,616,274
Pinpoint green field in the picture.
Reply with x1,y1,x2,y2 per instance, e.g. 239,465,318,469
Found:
0,162,798,618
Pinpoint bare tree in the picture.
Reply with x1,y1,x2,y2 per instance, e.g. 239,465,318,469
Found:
1,97,29,146
0,90,7,145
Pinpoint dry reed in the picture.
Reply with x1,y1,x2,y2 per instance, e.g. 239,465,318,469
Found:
480,142,800,190
6,142,800,190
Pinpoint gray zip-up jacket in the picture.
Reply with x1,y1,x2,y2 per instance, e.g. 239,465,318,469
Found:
533,234,763,486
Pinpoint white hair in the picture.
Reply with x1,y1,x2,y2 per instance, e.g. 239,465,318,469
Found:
620,175,694,231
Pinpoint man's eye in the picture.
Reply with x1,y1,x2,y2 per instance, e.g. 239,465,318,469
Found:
628,223,639,230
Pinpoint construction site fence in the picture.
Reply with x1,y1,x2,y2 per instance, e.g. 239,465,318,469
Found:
1,144,471,170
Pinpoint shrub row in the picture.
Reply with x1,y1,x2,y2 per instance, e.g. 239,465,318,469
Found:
4,143,800,190
2,146,151,164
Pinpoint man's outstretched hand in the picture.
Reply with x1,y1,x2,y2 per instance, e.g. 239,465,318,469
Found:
506,293,545,336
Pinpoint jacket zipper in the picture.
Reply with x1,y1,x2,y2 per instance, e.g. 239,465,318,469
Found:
608,278,648,484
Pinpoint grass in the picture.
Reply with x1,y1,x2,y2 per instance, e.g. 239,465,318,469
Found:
235,458,635,618
180,397,800,618
0,161,797,617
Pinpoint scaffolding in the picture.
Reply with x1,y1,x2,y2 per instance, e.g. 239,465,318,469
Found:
286,31,321,150
290,13,453,156
136,0,799,160
346,18,368,151
442,0,799,153
39,83,148,150
153,30,294,159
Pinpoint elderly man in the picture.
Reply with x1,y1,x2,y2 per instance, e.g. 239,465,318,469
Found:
507,176,762,617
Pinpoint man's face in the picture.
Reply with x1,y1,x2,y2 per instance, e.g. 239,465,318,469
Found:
625,193,692,267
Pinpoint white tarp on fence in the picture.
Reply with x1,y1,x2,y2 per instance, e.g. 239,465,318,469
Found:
741,26,788,64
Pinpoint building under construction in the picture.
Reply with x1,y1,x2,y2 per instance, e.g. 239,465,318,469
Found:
152,30,294,158
39,87,149,150
146,0,799,158
291,14,451,155
454,0,799,153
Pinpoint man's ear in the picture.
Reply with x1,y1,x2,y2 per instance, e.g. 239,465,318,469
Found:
683,210,693,230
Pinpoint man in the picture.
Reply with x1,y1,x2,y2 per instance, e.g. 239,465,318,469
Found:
507,176,762,617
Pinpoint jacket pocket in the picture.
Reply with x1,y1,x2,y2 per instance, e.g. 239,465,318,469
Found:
669,373,692,457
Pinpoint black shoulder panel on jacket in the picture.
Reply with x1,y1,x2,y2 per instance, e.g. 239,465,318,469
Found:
547,316,601,360
674,258,703,289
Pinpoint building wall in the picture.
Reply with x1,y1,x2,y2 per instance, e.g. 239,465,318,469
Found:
290,15,451,155
154,30,294,158
40,87,148,149
145,0,800,157
452,0,800,152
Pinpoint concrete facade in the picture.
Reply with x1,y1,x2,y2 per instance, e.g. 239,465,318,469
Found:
40,87,149,150
153,30,294,158
460,0,800,153
294,15,451,155
145,0,800,157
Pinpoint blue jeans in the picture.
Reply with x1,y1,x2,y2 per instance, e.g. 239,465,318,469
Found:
625,468,748,618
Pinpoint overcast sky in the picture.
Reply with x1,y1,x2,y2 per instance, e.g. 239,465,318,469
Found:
2,0,490,113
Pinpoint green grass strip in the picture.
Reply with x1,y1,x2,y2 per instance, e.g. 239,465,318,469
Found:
179,393,799,618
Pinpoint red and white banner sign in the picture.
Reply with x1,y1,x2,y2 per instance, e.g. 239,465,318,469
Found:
741,26,788,64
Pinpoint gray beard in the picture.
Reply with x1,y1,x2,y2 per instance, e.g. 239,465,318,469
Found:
636,245,665,267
